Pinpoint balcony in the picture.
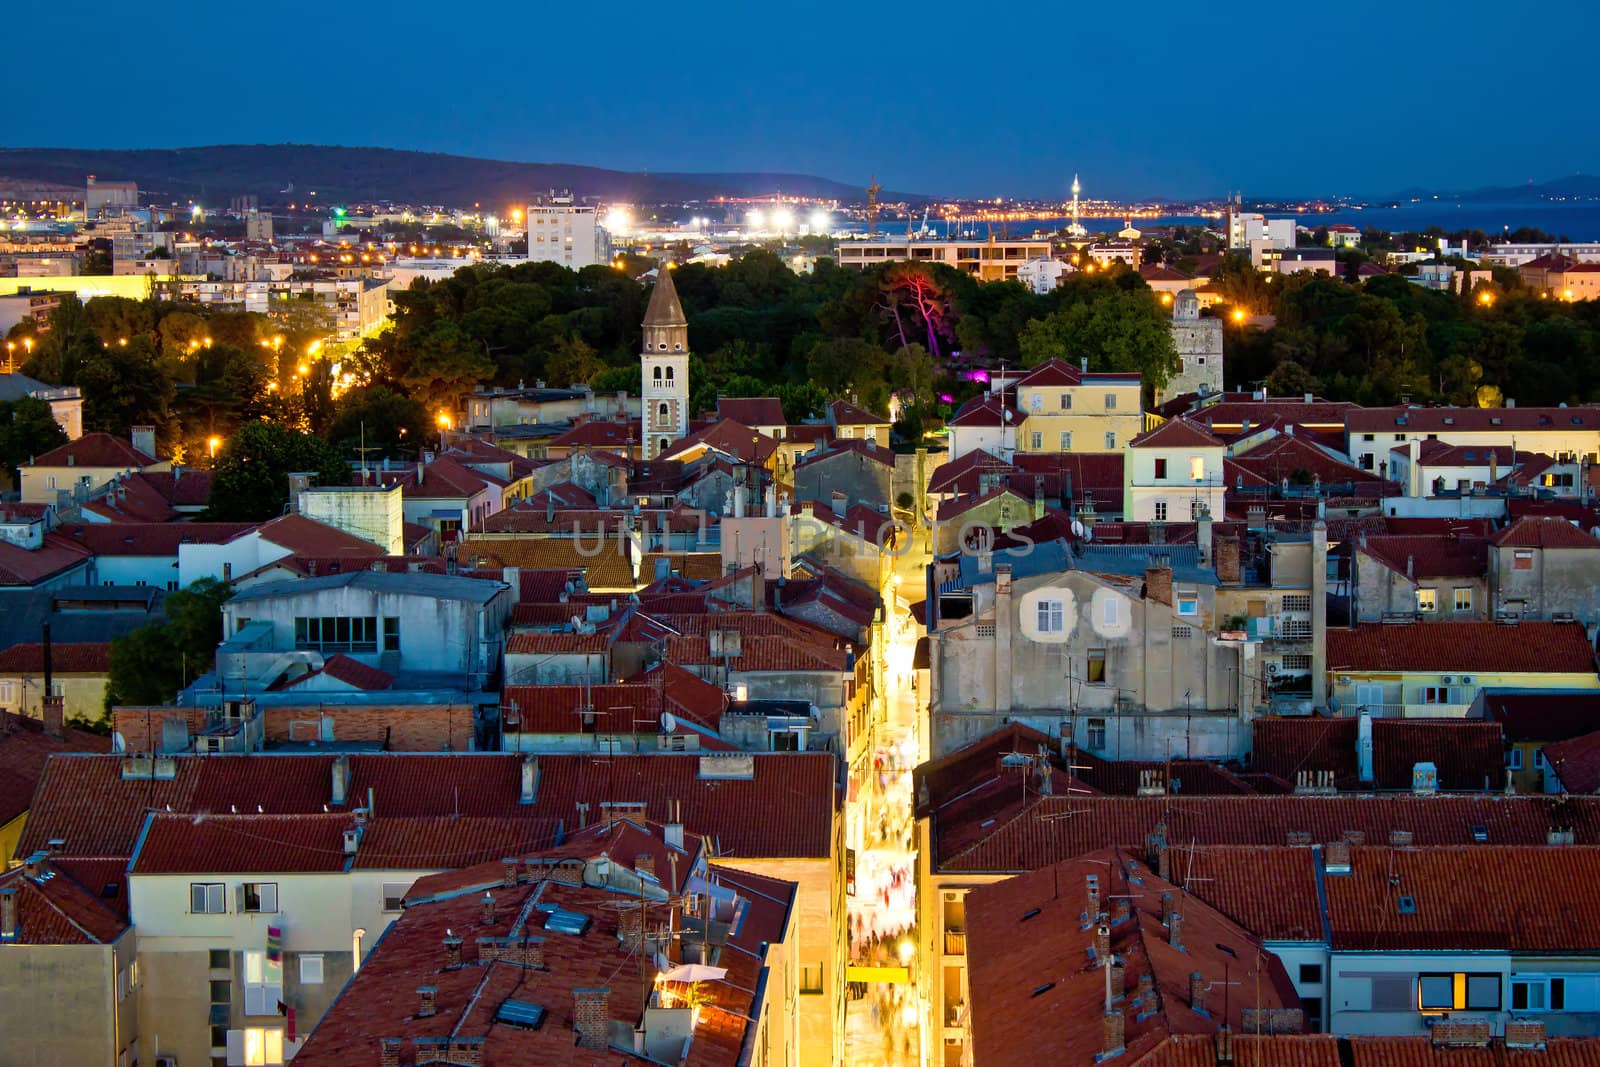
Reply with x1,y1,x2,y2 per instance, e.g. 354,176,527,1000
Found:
944,928,966,956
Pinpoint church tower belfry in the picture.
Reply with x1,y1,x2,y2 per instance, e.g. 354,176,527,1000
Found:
641,264,690,456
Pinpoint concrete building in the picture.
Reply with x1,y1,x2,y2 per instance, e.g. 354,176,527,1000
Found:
85,175,138,214
0,372,82,440
641,268,691,458
924,540,1247,760
1122,418,1227,524
217,571,514,693
0,288,65,334
833,238,1054,282
0,855,138,1066
0,642,111,725
1227,211,1297,251
295,484,405,555
524,194,607,269
949,358,1145,463
1347,532,1490,623
1344,407,1600,476
1488,516,1600,623
245,210,273,242
793,439,896,514
1015,256,1068,293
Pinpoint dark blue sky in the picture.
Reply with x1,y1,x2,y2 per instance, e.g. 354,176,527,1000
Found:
8,0,1597,199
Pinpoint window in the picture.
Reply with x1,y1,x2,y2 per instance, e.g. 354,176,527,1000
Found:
0,681,15,704
1086,718,1107,749
192,883,226,914
1105,432,1116,450
243,949,283,1017
1059,394,1072,410
1030,432,1043,450
227,1027,285,1066
1087,648,1107,684
1416,589,1437,613
1514,549,1534,570
1029,392,1042,411
653,366,662,382
1176,595,1198,617
1453,588,1472,612
1509,748,1524,770
242,882,277,914
382,882,409,912
1104,393,1117,410
1036,600,1065,634
664,366,674,381
382,616,400,652
1512,977,1564,1012
800,963,825,995
1190,500,1206,520
1360,453,1374,470
657,402,669,421
210,949,231,970
1467,974,1500,1010
1302,996,1324,1032
294,616,378,654
300,955,324,985
1102,599,1119,626
1299,964,1323,985
1418,974,1455,1011
1154,458,1168,479
770,731,800,752
1154,501,1168,521
1060,431,1072,450
1190,457,1205,481
1535,748,1548,771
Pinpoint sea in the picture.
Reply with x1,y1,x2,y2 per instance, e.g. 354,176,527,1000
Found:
845,202,1600,242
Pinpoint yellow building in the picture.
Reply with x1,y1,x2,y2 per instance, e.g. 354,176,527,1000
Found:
1011,359,1144,453
20,431,169,506
0,642,111,725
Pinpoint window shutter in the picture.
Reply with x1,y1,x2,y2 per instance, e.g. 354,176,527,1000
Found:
236,884,247,913
226,1029,245,1065
245,983,267,1017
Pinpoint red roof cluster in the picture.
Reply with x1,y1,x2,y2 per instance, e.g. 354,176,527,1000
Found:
1326,621,1597,674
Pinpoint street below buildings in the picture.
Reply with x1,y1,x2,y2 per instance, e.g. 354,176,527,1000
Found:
845,534,930,1066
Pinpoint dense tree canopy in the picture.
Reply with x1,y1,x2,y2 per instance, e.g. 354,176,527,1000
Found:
207,420,351,521
105,578,233,709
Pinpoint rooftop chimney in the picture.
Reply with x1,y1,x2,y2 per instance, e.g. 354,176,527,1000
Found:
520,755,540,804
331,754,350,806
0,887,17,940
1168,909,1184,950
379,1038,403,1067
1102,1008,1125,1057
1190,971,1206,1014
1085,874,1100,920
443,935,463,970
1093,922,1111,960
130,425,156,461
417,986,438,1018
501,858,519,888
480,892,496,926
1216,1024,1234,1065
664,799,684,851
574,988,611,1049
1137,971,1154,1003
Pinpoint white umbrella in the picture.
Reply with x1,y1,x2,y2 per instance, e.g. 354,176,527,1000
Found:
660,963,728,984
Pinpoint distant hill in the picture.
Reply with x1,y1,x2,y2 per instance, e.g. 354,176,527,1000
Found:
1371,175,1600,204
0,144,917,207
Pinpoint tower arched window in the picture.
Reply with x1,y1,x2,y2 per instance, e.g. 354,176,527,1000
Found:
658,402,669,420
653,366,662,382
674,343,682,351
664,366,674,382
658,343,667,351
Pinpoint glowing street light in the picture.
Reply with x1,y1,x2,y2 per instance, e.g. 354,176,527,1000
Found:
1231,309,1247,324
605,206,632,235
208,436,222,459
771,206,794,233
746,208,766,231
1478,290,1495,307
808,209,830,233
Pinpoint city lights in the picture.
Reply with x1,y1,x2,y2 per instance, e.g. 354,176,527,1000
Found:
746,208,766,230
808,209,830,233
605,206,632,235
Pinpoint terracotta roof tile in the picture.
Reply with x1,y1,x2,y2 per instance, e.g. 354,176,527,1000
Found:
1493,516,1600,549
828,398,888,426
1371,719,1505,791
1130,417,1226,449
254,514,386,558
1357,534,1489,579
1347,406,1600,434
1545,730,1600,793
715,397,785,426
0,641,110,674
28,432,155,468
0,533,93,587
0,861,128,944
1326,621,1596,674
0,712,111,827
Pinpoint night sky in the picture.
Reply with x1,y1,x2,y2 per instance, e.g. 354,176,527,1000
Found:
8,0,1597,199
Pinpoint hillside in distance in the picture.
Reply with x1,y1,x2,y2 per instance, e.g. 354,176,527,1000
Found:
0,144,912,206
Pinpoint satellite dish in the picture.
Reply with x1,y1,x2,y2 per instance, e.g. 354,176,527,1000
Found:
661,712,679,734
1071,519,1086,539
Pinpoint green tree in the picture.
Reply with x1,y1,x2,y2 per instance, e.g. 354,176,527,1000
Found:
0,397,69,482
542,335,607,387
76,336,174,437
399,320,494,411
24,294,100,384
105,578,233,709
327,386,429,457
208,420,351,521
1019,289,1180,396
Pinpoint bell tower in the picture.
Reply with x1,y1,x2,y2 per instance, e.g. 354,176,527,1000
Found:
641,264,690,457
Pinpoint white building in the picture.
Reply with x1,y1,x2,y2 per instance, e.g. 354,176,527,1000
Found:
833,238,1054,282
296,484,404,555
1122,417,1227,523
525,195,607,269
1227,210,1296,251
1015,256,1068,294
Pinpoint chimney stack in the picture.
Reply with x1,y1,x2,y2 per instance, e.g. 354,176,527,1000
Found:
1168,909,1184,950
41,695,64,740
1102,1008,1125,1057
1093,922,1111,960
502,858,519,888
635,853,656,880
1216,1025,1234,1065
1190,971,1206,1014
574,988,611,1049
1085,874,1101,920
443,935,463,970
0,886,17,940
379,1038,403,1067
417,986,438,1018
1144,565,1173,606
480,892,496,927
1137,971,1154,1003
331,754,350,806
1113,896,1131,924
1160,891,1175,925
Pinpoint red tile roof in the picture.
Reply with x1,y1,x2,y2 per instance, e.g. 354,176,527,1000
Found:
1230,432,1378,486
408,455,501,500
1013,357,1082,387
1347,406,1600,434
1544,730,1600,794
0,712,111,827
715,396,785,426
1130,417,1225,449
1370,719,1506,791
277,653,395,692
1167,845,1324,942
828,398,889,426
21,752,838,862
466,537,638,591
504,631,613,654
548,419,639,450
664,634,849,673
0,860,128,944
1493,516,1600,549
28,432,155,468
793,436,896,469
254,514,386,558
948,393,1020,428
1326,621,1596,674
622,661,729,730
1481,691,1600,743
0,641,110,674
0,533,93,587
1356,534,1488,579
1250,716,1359,782
500,684,661,733
966,847,1300,1067
658,419,777,466
61,521,254,556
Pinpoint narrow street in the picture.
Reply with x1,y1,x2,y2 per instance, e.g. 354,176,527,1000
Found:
845,533,931,1066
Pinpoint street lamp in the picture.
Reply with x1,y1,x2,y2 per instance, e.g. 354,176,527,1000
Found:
208,436,222,459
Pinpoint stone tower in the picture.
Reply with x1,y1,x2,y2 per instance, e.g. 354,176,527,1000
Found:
641,265,691,456
1160,288,1224,405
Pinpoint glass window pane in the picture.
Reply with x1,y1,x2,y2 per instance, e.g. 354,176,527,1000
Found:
1419,975,1453,1009
1467,974,1499,1010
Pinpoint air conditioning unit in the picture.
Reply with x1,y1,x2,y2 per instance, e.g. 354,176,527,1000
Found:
1440,676,1455,685
1460,676,1474,685
156,1057,178,1067
1265,662,1279,675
